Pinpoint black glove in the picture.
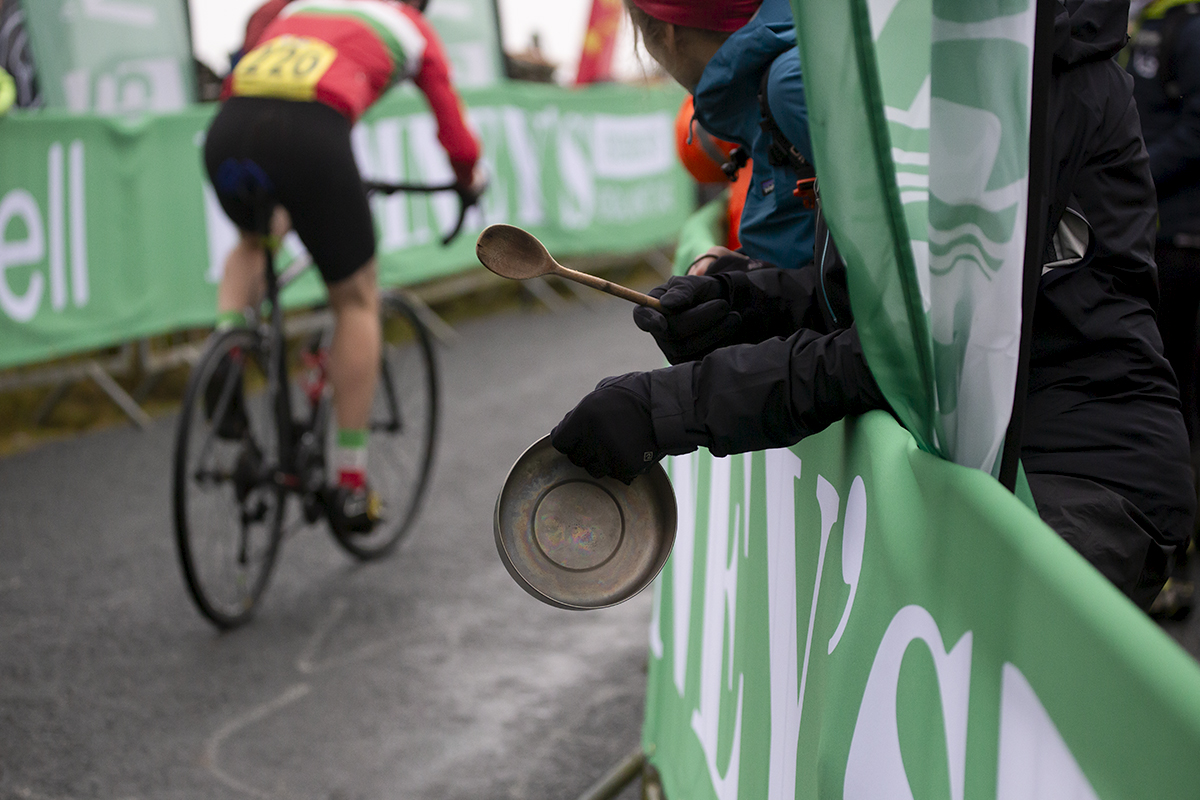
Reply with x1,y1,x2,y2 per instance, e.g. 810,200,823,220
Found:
455,163,489,206
633,275,745,365
635,261,839,364
686,253,758,278
550,372,659,484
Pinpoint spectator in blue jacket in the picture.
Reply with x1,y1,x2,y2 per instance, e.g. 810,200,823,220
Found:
629,0,818,274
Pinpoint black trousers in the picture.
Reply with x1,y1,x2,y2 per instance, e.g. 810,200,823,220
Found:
1027,473,1175,610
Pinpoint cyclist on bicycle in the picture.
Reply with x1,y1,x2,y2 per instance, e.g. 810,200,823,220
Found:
203,0,485,535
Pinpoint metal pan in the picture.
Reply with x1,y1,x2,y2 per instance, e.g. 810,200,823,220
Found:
494,435,677,610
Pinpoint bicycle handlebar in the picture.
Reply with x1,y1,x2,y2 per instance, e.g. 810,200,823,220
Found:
274,177,483,292
362,179,483,246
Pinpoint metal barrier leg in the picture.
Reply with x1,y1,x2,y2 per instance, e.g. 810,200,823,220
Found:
562,278,603,309
645,248,675,281
85,361,151,429
641,762,664,800
572,748,646,800
523,276,571,314
133,337,206,404
133,339,162,403
33,381,74,426
397,289,459,345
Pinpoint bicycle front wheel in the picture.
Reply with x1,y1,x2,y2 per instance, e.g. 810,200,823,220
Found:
331,293,440,559
173,327,285,628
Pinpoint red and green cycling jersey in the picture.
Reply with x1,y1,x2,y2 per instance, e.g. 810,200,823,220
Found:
222,0,479,182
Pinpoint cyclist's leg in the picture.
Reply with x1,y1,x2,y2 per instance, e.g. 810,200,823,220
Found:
241,99,379,530
323,259,383,533
326,259,382,433
216,207,291,325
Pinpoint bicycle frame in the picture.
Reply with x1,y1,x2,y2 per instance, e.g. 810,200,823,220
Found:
262,244,304,494
254,175,473,488
175,170,455,627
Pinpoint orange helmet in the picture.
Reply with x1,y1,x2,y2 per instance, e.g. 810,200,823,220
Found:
675,95,737,184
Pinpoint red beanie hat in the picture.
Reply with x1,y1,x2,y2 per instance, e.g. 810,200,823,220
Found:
631,0,762,33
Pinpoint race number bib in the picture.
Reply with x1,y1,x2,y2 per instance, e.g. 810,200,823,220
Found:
232,35,337,101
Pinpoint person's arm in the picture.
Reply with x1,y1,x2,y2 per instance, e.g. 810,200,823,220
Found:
650,324,886,459
551,324,888,482
404,8,481,187
1147,16,1200,192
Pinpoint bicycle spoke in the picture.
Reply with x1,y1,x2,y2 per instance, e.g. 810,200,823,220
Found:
376,351,404,434
193,363,241,468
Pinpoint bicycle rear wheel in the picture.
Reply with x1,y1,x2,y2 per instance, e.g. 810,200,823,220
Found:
173,327,285,628
331,293,440,559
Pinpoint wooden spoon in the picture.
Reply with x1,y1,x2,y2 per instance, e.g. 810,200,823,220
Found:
476,224,663,311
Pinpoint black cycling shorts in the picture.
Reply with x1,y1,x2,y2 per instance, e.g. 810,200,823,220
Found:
204,96,375,285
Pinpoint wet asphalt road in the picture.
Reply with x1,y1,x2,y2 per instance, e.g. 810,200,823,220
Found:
4,283,1200,800
0,294,663,800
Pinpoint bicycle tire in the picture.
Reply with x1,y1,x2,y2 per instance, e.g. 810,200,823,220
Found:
330,293,440,559
173,327,286,628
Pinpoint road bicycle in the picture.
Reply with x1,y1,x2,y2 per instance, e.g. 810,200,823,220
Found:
172,167,479,629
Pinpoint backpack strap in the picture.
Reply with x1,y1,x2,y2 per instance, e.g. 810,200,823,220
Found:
758,67,818,209
686,110,741,172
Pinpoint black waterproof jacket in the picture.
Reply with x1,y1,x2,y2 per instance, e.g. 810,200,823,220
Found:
647,0,1195,550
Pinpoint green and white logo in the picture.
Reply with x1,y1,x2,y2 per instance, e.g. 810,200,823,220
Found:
872,0,1034,474
22,0,194,113
791,0,1034,475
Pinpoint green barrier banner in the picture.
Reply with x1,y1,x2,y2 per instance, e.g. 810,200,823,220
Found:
0,81,690,369
790,0,1034,475
642,414,1200,800
21,0,195,113
425,0,505,89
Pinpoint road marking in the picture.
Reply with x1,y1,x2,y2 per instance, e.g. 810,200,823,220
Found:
296,596,411,676
296,597,348,674
203,683,311,799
